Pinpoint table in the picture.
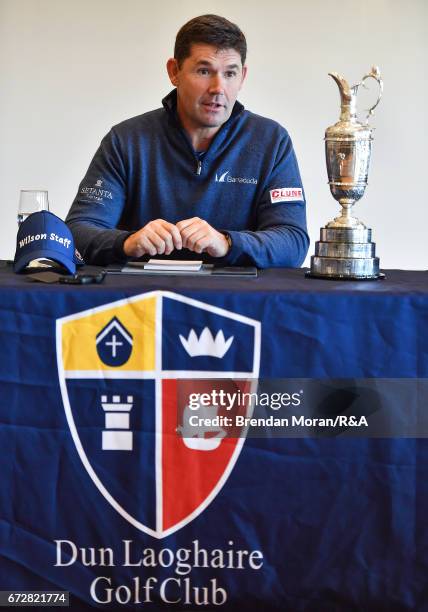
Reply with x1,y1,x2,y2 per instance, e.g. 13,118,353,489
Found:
0,264,427,611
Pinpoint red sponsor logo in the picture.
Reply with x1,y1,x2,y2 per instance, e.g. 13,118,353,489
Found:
270,188,303,203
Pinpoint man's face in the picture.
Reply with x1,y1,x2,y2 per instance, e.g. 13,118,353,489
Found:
167,44,247,134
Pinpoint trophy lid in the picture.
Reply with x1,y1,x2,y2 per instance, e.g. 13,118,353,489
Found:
325,67,383,139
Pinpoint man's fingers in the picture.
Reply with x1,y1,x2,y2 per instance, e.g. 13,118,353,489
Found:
144,229,168,254
161,221,182,250
178,219,207,249
152,220,182,251
132,219,183,256
124,218,223,258
177,218,228,256
140,235,158,257
176,217,201,233
124,232,156,257
147,225,178,254
123,220,172,257
182,228,209,253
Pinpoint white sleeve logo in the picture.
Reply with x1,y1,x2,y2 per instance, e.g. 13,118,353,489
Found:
270,188,303,203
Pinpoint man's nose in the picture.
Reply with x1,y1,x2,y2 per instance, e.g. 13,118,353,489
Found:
208,74,225,95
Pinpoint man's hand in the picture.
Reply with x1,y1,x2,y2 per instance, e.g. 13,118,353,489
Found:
176,217,230,257
123,219,182,257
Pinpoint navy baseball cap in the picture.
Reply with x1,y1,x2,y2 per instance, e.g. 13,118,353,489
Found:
14,210,84,274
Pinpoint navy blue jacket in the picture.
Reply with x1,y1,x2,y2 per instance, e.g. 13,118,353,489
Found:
66,90,309,267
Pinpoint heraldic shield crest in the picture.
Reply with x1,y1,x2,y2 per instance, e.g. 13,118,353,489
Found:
56,291,261,538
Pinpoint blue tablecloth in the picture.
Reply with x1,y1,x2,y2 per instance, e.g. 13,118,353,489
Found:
0,264,427,611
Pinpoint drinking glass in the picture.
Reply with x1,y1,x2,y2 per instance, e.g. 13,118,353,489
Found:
17,189,49,225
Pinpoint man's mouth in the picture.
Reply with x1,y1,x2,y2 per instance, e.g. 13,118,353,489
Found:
202,102,224,110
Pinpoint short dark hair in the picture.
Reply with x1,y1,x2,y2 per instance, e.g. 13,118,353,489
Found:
174,14,247,67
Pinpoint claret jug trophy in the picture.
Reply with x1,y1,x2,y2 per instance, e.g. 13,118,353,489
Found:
307,66,384,279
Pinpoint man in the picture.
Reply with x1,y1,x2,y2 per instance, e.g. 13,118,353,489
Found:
66,15,309,268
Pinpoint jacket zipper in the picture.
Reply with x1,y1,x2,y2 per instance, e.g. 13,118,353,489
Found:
164,92,245,178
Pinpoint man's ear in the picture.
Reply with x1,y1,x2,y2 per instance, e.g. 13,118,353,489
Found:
167,58,179,87
239,65,248,89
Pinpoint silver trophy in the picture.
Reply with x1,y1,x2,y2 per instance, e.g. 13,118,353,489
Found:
307,66,384,279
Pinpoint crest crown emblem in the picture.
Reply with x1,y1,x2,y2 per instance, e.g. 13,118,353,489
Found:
179,327,234,358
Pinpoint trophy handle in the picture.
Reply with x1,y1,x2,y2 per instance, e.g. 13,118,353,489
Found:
360,66,383,123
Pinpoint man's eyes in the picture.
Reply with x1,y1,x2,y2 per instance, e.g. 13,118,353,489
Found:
196,69,238,78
